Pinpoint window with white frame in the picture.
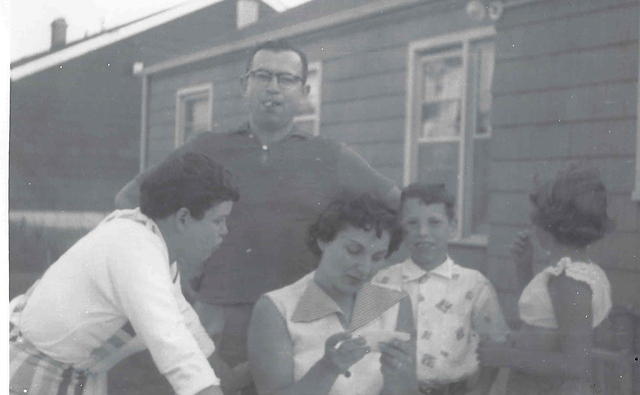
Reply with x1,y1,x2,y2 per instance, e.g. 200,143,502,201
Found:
175,84,213,147
293,62,322,135
405,27,495,240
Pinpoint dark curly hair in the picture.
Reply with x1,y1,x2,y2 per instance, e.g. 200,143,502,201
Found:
529,164,613,248
307,194,402,259
140,152,239,220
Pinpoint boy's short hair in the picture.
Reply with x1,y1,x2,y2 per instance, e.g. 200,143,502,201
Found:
140,152,239,220
400,183,455,221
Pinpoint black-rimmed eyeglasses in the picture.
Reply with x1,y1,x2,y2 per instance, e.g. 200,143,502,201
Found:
246,69,304,87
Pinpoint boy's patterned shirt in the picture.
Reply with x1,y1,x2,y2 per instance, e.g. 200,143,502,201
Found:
373,257,509,384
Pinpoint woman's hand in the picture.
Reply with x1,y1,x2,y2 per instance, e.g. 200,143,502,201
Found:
511,231,534,269
511,230,535,290
379,338,418,395
321,332,371,377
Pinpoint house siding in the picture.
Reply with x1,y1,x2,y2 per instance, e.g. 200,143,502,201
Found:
146,1,493,191
10,39,142,211
145,3,499,275
490,0,640,320
143,0,639,317
10,0,276,213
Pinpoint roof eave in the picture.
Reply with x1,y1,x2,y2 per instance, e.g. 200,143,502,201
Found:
10,0,225,81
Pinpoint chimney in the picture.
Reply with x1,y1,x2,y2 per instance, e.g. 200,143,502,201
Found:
51,18,68,50
236,0,259,29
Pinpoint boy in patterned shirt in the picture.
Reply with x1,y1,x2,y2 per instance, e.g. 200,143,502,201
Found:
374,183,508,395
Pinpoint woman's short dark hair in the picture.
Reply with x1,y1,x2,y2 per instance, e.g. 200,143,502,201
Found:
529,164,613,248
307,194,402,258
400,183,455,221
140,152,239,220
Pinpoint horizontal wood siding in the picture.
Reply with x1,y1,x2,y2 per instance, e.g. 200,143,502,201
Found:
489,0,640,314
146,1,491,188
10,40,143,211
9,0,255,212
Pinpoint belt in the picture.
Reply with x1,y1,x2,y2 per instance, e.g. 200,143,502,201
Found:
418,380,467,395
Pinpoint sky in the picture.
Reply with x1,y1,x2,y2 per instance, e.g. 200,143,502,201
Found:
9,0,313,61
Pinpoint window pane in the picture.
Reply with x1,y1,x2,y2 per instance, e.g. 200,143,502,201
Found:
471,138,490,234
184,96,209,139
422,100,461,139
421,56,463,139
417,141,460,199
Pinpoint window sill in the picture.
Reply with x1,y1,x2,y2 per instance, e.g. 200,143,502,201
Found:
449,234,489,248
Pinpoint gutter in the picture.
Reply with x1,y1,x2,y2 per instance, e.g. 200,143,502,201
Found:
11,0,224,81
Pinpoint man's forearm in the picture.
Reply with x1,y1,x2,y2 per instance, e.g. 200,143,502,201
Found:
195,385,224,395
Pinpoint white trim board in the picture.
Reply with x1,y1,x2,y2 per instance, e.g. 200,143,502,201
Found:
9,210,106,229
10,0,224,81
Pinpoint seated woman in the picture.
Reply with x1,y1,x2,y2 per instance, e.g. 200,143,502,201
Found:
248,194,412,395
478,164,613,395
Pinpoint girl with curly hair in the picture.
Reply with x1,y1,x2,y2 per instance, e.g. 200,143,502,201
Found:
478,164,613,395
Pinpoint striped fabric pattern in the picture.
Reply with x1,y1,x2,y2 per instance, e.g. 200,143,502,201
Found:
291,281,407,331
9,258,138,395
10,322,138,395
10,336,87,395
75,323,137,371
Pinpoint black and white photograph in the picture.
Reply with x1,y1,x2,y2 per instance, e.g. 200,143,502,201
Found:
6,0,640,394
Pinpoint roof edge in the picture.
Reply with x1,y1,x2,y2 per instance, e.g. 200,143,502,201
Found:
141,0,431,76
140,0,533,77
10,0,224,81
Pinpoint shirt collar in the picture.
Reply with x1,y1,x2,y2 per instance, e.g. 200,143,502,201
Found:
233,122,311,140
291,277,406,331
403,256,455,282
291,279,341,323
102,208,169,263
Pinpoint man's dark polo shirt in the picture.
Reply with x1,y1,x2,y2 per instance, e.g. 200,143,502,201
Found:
148,125,395,304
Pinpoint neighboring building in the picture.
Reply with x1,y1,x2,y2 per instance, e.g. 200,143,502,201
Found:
138,0,639,389
9,0,275,216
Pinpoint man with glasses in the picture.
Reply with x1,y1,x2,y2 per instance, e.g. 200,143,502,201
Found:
115,40,398,394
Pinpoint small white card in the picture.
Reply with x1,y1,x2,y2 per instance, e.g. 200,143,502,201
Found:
359,330,410,352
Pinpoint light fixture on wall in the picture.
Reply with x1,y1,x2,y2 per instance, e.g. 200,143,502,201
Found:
465,0,504,21
487,1,504,20
465,0,486,21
